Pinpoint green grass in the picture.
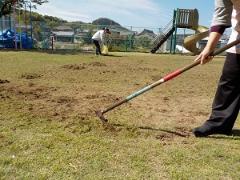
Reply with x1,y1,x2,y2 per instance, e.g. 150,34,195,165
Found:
0,51,240,179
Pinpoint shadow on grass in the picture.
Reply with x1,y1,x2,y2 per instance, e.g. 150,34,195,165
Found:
0,49,90,55
138,126,190,137
206,129,240,140
110,123,190,138
1,49,123,57
101,54,123,57
36,49,124,57
232,129,240,136
37,49,94,55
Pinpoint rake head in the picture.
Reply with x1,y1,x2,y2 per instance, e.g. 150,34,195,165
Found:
95,110,108,124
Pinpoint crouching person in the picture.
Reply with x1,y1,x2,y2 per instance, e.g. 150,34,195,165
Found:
92,28,111,55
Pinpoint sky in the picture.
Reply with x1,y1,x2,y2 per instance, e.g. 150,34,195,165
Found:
34,0,215,29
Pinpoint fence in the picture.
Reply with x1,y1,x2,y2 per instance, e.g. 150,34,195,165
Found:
0,14,16,48
28,23,165,52
0,15,200,53
0,10,33,49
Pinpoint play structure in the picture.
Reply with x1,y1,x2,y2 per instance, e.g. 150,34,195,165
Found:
0,0,33,49
151,9,209,55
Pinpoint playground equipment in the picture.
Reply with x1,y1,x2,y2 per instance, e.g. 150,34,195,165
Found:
0,14,15,48
0,29,33,49
0,0,33,49
151,9,209,55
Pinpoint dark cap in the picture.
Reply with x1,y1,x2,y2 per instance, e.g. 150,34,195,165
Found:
104,28,111,34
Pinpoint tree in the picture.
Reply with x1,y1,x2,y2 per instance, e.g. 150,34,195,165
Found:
135,36,152,49
0,0,48,17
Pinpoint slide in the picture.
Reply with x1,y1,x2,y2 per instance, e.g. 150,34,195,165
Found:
150,19,175,53
151,27,175,53
151,9,209,55
183,25,209,55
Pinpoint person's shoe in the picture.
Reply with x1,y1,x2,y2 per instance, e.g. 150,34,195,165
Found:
193,124,232,137
192,126,211,137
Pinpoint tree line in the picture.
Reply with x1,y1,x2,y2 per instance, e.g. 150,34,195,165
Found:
0,0,48,17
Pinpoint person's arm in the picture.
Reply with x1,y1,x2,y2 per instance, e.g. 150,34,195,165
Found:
196,0,233,65
195,32,222,65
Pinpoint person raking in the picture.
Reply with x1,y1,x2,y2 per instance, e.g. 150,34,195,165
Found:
193,0,240,137
92,28,111,55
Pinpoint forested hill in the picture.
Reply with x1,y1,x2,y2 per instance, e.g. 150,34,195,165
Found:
21,10,125,30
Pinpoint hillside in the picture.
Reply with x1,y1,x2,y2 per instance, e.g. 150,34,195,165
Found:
92,17,130,32
24,11,130,32
92,18,121,26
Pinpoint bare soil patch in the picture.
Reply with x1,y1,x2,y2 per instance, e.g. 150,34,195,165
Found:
0,79,10,84
62,64,86,70
0,53,222,140
20,73,42,79
1,83,53,100
88,62,107,67
62,62,107,71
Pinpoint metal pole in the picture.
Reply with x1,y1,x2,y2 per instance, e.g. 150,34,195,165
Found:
18,0,22,49
1,16,3,49
8,15,12,48
182,28,186,54
170,10,176,54
173,9,179,54
14,1,17,49
9,15,11,29
24,2,27,33
51,36,54,51
29,2,32,40
125,38,128,52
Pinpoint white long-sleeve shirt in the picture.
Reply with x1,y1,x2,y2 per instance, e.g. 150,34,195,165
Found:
228,1,240,54
92,30,105,42
212,0,240,54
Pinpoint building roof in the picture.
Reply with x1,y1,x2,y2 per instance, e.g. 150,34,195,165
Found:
52,31,74,37
137,29,156,37
15,24,32,29
53,26,73,31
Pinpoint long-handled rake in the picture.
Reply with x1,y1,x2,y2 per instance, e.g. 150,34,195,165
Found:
96,39,240,123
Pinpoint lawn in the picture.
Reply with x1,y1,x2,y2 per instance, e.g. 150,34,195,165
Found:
0,51,240,179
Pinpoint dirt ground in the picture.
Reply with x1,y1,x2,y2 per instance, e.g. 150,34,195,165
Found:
0,52,225,140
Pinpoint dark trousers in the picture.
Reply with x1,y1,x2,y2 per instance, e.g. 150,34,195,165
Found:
205,53,240,132
93,40,101,55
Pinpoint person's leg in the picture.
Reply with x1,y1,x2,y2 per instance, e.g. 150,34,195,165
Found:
93,40,101,55
193,53,240,137
93,40,100,55
93,40,98,55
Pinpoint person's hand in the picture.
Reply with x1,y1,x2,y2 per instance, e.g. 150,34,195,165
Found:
194,48,214,65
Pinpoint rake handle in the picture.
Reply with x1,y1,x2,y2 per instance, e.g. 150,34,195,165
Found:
101,39,240,114
166,39,240,80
